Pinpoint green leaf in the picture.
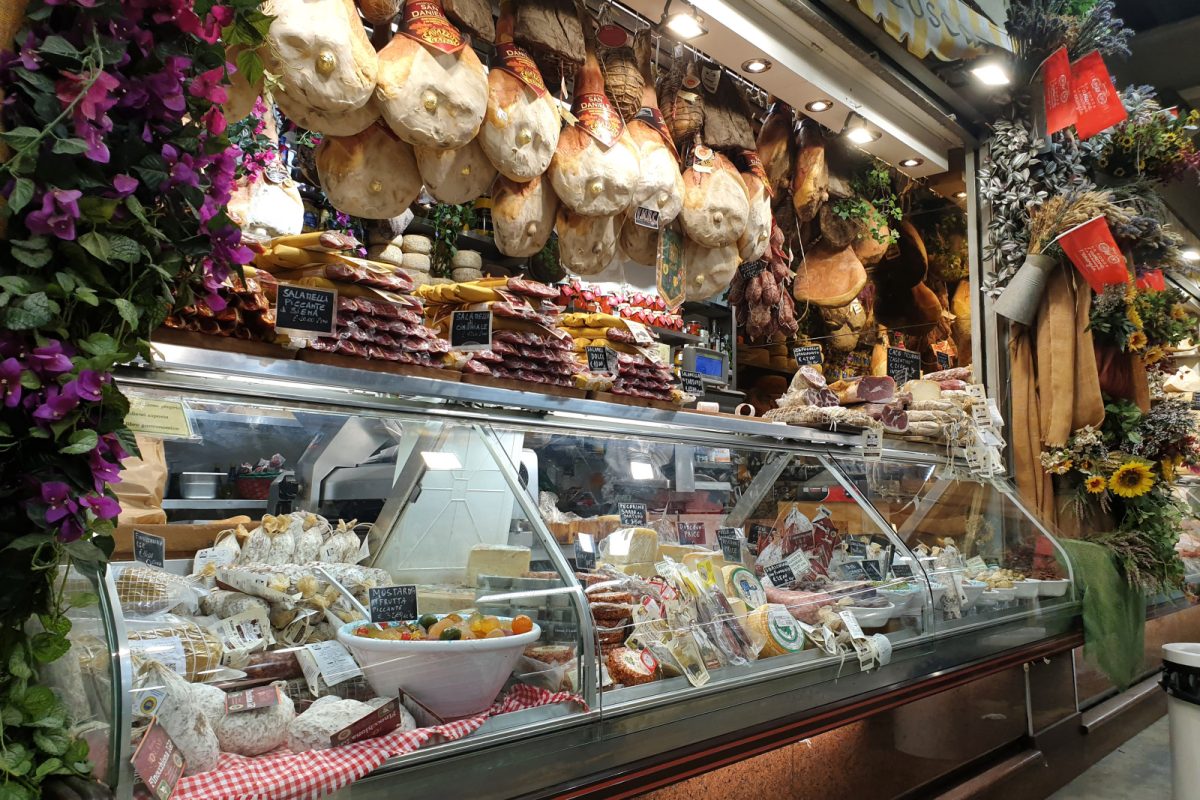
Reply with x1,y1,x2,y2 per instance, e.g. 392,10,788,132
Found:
74,288,99,307
33,730,69,756
78,196,119,224
53,271,76,293
8,177,35,214
0,126,41,150
9,236,48,251
2,292,58,329
20,685,58,719
236,47,266,92
17,370,38,389
51,138,91,155
66,591,99,609
15,67,55,94
0,276,33,294
78,231,112,263
39,35,80,59
60,429,98,455
11,246,52,269
111,298,140,327
8,648,32,680
63,539,106,563
4,533,52,552
34,758,63,780
30,633,70,662
108,234,141,264
2,706,23,726
79,333,119,357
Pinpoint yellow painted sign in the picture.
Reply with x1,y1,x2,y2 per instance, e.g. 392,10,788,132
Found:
847,0,1012,61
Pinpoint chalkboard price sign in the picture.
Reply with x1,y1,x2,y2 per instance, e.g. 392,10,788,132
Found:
678,521,705,545
133,530,165,569
634,206,661,229
450,310,492,351
886,347,921,385
276,284,337,335
792,345,823,366
748,524,774,547
618,502,647,526
368,585,418,623
891,563,914,579
738,260,765,280
861,560,884,581
679,369,705,395
936,351,951,370
764,561,796,588
574,533,596,570
839,561,869,580
586,346,615,374
716,528,742,563
846,539,868,558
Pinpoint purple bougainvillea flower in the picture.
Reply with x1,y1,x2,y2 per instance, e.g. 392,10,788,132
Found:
112,173,138,197
81,493,120,520
24,189,82,240
0,358,23,408
201,105,227,136
71,369,105,403
17,33,40,70
56,517,84,543
189,66,229,106
28,341,74,376
42,481,79,524
32,385,80,423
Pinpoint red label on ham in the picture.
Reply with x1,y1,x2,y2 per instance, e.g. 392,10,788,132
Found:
632,105,679,159
494,42,548,97
401,0,466,54
572,92,625,150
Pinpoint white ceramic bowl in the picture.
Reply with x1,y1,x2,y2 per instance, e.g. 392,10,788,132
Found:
337,617,542,718
1038,578,1071,597
960,579,987,609
1013,579,1041,599
980,587,1017,605
848,603,894,628
877,587,922,616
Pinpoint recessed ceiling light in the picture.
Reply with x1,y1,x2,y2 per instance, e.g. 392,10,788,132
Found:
970,60,1011,87
954,190,968,199
899,158,924,168
805,99,833,112
1184,248,1200,262
842,111,880,144
663,6,706,40
741,58,771,74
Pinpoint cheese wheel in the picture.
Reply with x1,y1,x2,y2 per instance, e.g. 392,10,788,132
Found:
605,647,657,686
451,267,484,282
368,243,405,266
402,252,431,271
402,234,432,254
749,604,805,657
721,565,767,607
451,249,483,268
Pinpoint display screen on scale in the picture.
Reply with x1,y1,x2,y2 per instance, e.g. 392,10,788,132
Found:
693,352,724,377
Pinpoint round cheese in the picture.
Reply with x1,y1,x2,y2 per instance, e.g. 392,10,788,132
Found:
721,565,766,607
451,249,482,269
750,603,805,658
402,234,432,254
402,252,431,271
368,243,405,266
451,267,484,282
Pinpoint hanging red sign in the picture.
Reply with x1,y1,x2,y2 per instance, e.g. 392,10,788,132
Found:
572,92,624,150
1136,269,1166,292
401,0,466,54
1070,51,1127,139
1042,47,1074,135
1055,215,1129,293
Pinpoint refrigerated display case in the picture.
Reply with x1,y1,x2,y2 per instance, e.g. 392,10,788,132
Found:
46,343,1087,798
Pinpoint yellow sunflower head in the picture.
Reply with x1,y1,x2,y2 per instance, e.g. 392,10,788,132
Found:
1172,305,1190,321
1144,345,1166,365
1128,331,1149,352
1109,462,1155,498
1085,475,1107,494
1127,305,1144,328
1049,458,1074,475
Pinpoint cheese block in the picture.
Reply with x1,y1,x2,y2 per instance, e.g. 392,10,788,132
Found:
604,528,659,565
612,562,660,579
657,543,709,562
682,551,724,571
727,597,749,617
901,379,942,403
402,235,432,254
749,603,806,658
721,565,766,607
465,544,531,586
416,586,476,614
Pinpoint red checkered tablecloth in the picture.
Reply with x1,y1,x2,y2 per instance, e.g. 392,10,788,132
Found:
174,685,586,800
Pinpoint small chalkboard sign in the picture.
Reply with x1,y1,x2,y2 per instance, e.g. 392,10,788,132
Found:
892,563,914,579
634,206,661,229
276,284,337,336
450,310,492,351
679,369,705,395
586,346,615,374
1192,394,1200,411
368,585,417,623
936,351,951,370
846,539,868,558
764,561,796,588
748,524,774,547
861,560,884,581
574,533,596,570
793,345,823,366
678,521,705,545
738,260,765,280
716,528,741,563
133,530,165,569
886,347,921,385
839,561,869,580
618,502,647,526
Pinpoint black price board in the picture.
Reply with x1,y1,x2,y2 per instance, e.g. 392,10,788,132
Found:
839,561,869,580
133,530,165,569
618,502,647,527
276,284,336,335
846,539,868,558
764,561,796,588
792,345,823,366
891,563,914,579
574,533,596,570
368,585,417,623
738,260,765,280
716,528,741,563
586,346,615,374
678,521,705,545
679,369,705,395
886,347,921,385
450,310,492,351
936,351,951,370
748,524,774,547
861,560,884,581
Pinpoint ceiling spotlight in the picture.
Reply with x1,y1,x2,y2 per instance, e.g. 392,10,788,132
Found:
954,190,968,199
970,58,1012,87
741,58,771,74
805,99,833,113
899,157,924,168
843,111,880,144
1184,248,1200,262
662,2,707,40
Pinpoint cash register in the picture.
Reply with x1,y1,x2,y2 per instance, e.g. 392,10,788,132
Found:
679,345,731,388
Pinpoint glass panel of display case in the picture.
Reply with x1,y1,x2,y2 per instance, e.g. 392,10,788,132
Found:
832,458,1077,633
1174,479,1200,583
486,424,934,707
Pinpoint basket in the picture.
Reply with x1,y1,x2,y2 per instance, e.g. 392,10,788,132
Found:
234,472,279,500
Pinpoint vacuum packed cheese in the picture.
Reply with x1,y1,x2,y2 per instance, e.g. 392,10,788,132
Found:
749,603,806,657
603,528,659,565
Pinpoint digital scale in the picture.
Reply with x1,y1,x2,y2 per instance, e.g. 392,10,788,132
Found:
679,345,731,387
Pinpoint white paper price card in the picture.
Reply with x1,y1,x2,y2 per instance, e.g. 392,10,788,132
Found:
966,384,986,400
950,572,969,605
838,610,866,641
784,549,812,579
862,428,883,461
965,555,988,573
971,403,992,427
303,640,362,688
192,546,236,575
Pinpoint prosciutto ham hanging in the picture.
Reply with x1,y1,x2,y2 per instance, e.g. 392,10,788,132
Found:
679,141,748,248
264,0,377,117
493,174,558,257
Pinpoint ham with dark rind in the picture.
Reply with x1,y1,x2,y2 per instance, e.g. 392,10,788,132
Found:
863,403,909,432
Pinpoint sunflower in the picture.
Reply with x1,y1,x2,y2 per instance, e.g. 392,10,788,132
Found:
1127,304,1144,328
1048,458,1074,475
1163,458,1177,484
1085,475,1107,494
1144,345,1166,365
1127,331,1148,351
1172,305,1190,321
1109,462,1155,498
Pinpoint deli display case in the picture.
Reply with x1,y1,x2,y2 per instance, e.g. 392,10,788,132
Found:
67,345,1081,798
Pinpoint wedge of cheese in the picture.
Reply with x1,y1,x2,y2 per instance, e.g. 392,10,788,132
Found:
721,565,767,607
612,562,660,578
605,528,659,565
682,551,725,571
466,544,531,586
658,543,710,561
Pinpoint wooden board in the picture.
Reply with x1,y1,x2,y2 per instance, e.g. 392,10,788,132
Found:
588,390,681,411
461,372,587,398
113,522,246,560
152,328,295,360
297,349,461,382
